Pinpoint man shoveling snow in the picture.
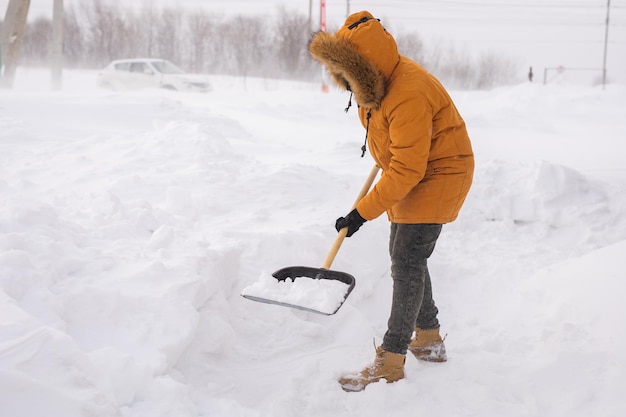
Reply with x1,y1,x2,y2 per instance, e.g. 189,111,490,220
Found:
309,10,474,392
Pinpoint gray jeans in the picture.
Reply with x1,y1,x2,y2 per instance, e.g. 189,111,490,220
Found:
382,223,443,355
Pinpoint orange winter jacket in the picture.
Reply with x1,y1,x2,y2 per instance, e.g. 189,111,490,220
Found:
309,11,474,224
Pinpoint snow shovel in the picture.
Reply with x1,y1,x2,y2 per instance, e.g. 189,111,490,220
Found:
241,165,380,315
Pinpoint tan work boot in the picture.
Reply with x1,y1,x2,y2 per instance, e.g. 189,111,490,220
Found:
338,346,406,392
408,327,447,362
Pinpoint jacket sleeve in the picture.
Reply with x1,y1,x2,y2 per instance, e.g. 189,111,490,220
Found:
357,93,433,220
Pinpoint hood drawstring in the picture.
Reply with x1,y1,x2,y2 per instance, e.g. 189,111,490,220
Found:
344,92,353,113
361,110,371,157
343,93,371,158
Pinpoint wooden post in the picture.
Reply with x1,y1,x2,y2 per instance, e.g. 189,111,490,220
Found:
308,0,313,33
1,0,31,88
602,0,611,90
52,0,64,89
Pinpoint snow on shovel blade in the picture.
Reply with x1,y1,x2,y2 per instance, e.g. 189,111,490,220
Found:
241,267,355,315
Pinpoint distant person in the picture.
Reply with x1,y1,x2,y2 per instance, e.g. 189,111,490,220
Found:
528,66,534,82
309,11,474,392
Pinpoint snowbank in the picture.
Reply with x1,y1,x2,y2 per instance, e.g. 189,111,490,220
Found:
1,70,625,417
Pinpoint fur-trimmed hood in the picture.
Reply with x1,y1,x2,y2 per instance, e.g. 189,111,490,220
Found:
308,11,400,110
309,11,474,225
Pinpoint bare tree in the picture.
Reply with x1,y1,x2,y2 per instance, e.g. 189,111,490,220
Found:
51,0,64,89
115,11,144,59
187,10,214,73
203,18,230,74
20,17,51,66
224,15,268,81
11,0,518,89
475,52,518,89
141,0,157,58
450,48,473,89
82,0,124,65
62,6,86,67
155,8,184,66
396,32,424,65
274,8,309,76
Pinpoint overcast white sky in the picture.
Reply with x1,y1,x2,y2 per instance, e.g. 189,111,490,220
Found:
4,0,626,82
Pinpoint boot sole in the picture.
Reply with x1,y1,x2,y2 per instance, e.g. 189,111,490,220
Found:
408,347,447,363
339,374,404,392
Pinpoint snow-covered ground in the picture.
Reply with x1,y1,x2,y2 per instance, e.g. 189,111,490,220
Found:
1,69,625,417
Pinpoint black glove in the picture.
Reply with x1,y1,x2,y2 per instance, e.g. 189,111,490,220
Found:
335,208,367,237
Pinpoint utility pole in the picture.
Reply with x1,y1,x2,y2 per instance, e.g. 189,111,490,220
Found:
602,0,611,89
51,0,64,89
309,0,313,33
1,0,31,88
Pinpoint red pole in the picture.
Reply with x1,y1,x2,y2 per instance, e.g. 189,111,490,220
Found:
320,0,329,92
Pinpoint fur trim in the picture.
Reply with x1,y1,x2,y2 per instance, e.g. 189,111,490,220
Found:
308,31,386,110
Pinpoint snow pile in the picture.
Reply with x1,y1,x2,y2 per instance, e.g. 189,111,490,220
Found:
1,70,625,417
470,160,608,226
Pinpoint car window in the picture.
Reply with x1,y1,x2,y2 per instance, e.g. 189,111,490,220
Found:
151,61,184,75
114,62,131,72
130,62,152,74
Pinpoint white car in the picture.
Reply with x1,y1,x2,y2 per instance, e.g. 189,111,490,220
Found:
97,59,210,92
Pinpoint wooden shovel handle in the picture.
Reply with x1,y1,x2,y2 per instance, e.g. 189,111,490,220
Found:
321,165,380,269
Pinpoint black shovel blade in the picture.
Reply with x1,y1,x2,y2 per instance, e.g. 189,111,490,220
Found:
272,266,355,286
241,267,356,315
